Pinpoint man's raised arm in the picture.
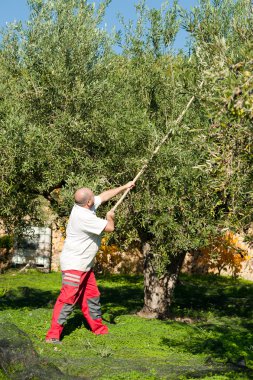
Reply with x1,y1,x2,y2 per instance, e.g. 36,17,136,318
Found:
99,181,135,204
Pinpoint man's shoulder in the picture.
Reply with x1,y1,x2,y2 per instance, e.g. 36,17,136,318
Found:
71,205,99,221
94,196,102,209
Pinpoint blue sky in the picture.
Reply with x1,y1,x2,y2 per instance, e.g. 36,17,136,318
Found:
0,0,198,50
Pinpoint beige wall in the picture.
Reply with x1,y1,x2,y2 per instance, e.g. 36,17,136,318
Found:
182,233,253,280
51,224,65,272
1,220,252,280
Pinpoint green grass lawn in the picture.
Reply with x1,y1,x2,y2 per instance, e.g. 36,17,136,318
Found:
0,270,253,379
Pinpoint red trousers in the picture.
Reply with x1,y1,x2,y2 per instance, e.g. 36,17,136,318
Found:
46,269,108,340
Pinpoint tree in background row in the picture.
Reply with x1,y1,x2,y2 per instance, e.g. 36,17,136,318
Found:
0,0,252,318
189,0,253,231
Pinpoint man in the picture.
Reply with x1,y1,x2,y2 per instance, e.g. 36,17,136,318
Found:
46,181,134,343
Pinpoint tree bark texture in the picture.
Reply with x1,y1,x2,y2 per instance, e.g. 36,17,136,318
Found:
138,243,186,319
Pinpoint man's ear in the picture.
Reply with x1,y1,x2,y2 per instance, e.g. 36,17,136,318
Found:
87,198,92,207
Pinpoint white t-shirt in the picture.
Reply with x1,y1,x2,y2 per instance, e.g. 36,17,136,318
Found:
60,196,108,272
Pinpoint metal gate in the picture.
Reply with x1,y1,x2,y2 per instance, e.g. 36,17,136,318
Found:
12,227,52,271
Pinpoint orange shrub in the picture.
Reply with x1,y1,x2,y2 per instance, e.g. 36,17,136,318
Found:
95,236,143,274
198,231,250,277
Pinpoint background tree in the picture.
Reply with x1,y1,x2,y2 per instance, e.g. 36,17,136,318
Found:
0,0,118,228
0,0,252,319
183,0,253,233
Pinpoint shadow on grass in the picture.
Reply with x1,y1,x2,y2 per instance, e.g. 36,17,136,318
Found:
162,320,253,377
61,310,92,338
163,274,253,376
0,274,143,311
163,319,253,358
172,273,253,318
0,274,144,333
99,282,144,315
0,275,144,339
0,287,59,310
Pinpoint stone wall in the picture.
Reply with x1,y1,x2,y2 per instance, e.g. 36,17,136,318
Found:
95,247,144,275
182,233,253,281
51,224,65,272
51,226,253,280
235,233,253,280
1,220,252,280
182,253,253,281
50,226,144,274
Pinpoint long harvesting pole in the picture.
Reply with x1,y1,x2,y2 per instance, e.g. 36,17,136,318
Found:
112,83,203,212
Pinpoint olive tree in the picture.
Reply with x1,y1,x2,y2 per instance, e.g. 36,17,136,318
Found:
109,0,253,317
184,0,253,234
103,1,219,317
0,0,114,228
0,0,159,229
1,0,252,319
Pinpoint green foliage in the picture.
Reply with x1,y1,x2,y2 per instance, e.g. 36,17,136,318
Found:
0,235,13,250
0,0,115,227
181,0,252,49
120,0,180,57
182,0,253,233
0,235,14,273
0,0,252,279
109,5,222,273
1,0,204,274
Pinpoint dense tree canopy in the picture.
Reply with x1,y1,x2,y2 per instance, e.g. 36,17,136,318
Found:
181,0,253,239
0,0,252,314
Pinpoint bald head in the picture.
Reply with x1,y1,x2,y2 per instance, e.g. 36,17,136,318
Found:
74,187,94,208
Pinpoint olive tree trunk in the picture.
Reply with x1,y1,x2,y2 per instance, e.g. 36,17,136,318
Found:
138,243,186,319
